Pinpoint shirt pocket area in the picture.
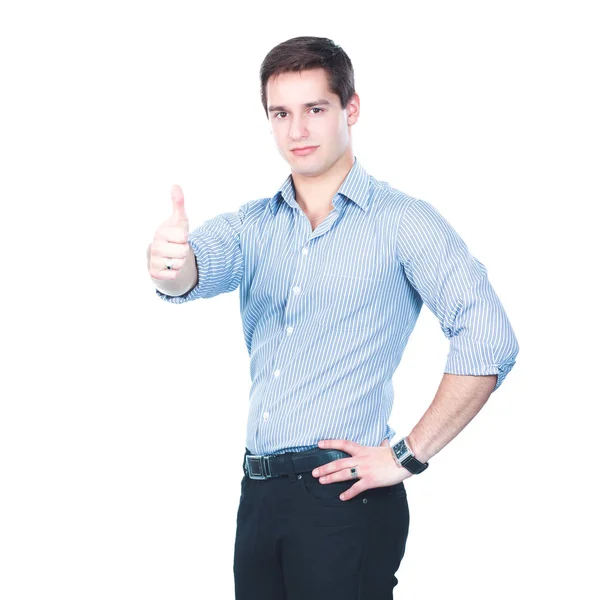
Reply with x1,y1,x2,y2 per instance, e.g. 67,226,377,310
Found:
317,271,385,332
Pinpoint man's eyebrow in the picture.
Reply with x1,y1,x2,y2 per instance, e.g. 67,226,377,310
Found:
267,99,331,112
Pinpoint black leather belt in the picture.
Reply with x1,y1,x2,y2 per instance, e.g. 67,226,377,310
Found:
244,447,351,480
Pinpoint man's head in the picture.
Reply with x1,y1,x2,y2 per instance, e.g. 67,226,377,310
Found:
260,36,360,177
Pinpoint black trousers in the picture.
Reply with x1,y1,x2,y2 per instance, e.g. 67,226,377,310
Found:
233,448,410,599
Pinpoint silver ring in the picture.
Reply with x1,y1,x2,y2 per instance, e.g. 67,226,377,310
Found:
350,466,359,480
165,258,173,270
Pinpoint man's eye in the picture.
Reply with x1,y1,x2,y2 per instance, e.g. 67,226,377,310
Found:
274,108,322,119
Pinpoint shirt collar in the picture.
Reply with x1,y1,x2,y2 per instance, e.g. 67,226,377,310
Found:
269,156,372,216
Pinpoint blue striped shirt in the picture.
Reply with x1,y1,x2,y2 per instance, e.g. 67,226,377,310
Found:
157,157,519,455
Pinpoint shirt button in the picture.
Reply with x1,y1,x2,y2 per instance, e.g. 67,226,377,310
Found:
286,326,294,335
302,247,308,255
263,412,269,421
274,369,281,378
292,286,300,295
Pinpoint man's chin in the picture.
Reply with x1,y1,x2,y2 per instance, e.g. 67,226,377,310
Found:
289,160,325,177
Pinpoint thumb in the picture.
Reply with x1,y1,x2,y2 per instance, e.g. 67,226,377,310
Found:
171,184,187,222
380,438,390,447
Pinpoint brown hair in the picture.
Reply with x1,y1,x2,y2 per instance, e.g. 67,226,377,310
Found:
259,36,355,118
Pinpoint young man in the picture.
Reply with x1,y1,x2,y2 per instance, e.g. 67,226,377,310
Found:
147,36,519,600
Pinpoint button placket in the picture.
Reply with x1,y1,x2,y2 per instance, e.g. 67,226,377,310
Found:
261,233,315,446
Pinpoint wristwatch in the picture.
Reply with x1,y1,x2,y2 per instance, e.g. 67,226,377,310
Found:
392,437,429,474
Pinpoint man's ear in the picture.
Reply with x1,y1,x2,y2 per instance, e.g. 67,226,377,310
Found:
347,92,360,126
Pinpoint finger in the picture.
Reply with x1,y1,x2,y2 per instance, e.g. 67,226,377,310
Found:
312,457,356,479
155,225,189,244
318,465,361,484
150,256,186,272
171,184,187,221
318,439,361,455
151,239,190,259
380,438,390,447
340,480,368,502
149,268,178,281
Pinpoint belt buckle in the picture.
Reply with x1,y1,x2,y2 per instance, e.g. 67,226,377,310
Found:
245,454,271,480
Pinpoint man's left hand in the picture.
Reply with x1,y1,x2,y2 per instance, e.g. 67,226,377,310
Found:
313,438,413,501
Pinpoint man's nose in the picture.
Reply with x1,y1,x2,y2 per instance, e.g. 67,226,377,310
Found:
289,115,309,140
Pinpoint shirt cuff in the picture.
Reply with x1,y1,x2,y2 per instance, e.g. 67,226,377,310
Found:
445,335,517,392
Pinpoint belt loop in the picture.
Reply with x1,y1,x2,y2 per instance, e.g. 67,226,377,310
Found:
243,448,250,476
285,452,297,482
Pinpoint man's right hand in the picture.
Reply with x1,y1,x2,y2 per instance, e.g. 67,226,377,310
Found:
148,185,192,281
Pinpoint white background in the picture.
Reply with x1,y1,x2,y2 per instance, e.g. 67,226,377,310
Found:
1,1,598,598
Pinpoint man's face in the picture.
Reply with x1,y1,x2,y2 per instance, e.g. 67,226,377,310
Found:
266,68,359,177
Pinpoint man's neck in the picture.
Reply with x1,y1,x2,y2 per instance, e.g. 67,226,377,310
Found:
291,151,354,216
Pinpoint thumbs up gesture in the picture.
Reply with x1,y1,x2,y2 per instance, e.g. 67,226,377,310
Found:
148,185,192,281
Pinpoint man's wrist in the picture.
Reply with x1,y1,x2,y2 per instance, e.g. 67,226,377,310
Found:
405,434,429,463
391,435,430,474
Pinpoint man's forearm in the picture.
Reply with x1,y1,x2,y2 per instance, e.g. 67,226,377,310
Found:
406,373,497,463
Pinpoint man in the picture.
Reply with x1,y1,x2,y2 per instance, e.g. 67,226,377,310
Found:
147,36,518,600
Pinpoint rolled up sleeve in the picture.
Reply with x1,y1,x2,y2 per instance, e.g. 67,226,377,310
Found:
156,204,248,303
397,198,519,391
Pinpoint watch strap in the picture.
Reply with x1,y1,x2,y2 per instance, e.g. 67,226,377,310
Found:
401,454,429,474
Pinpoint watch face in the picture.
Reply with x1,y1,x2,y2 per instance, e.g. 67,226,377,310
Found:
394,438,408,458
